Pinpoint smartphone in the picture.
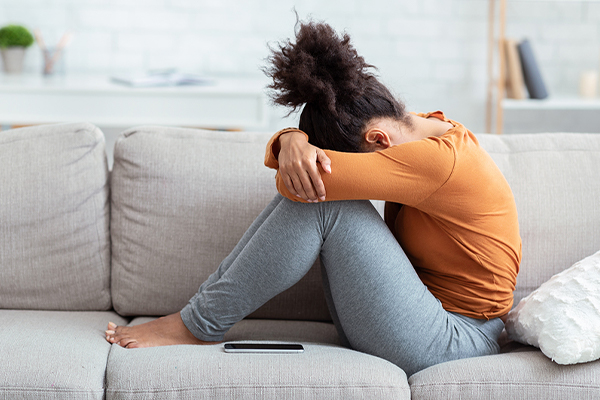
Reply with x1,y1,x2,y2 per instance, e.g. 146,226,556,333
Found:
223,342,304,353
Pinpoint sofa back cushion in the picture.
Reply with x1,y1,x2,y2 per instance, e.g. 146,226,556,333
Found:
477,133,600,306
0,123,111,310
110,127,330,320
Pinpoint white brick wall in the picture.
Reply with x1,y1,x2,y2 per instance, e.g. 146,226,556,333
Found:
1,0,599,133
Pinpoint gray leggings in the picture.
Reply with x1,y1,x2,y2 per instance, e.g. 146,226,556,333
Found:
180,194,504,376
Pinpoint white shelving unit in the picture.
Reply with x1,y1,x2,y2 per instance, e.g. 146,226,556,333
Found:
486,0,600,134
0,74,269,131
502,98,600,134
503,98,600,110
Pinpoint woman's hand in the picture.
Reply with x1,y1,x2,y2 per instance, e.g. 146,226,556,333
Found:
277,131,332,202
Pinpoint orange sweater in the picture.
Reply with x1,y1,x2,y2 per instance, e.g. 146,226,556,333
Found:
264,111,521,319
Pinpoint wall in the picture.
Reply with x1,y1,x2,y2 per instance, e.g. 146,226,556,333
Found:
1,0,599,133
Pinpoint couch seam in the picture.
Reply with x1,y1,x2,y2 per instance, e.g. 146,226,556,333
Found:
106,384,408,393
0,122,97,144
410,382,600,389
81,124,112,310
0,387,105,393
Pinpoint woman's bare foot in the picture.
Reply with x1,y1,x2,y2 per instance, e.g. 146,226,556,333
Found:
105,312,218,348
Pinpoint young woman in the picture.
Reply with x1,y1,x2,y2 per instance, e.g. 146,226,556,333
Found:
105,20,521,376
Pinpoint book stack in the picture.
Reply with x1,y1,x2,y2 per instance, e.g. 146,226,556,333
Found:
504,38,548,100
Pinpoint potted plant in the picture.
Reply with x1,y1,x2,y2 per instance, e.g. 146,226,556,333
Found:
0,24,34,74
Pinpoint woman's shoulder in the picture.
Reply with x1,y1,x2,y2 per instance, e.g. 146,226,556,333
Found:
416,111,479,148
414,110,454,124
413,111,467,140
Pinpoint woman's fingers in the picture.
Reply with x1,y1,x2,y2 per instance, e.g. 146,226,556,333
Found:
281,173,299,198
289,173,309,200
312,149,332,201
316,149,332,174
298,169,319,202
290,170,317,202
282,168,319,202
305,163,325,202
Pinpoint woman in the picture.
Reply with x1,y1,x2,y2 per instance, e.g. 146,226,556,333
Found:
105,20,521,376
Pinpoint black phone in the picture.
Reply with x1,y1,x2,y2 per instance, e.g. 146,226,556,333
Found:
223,342,304,353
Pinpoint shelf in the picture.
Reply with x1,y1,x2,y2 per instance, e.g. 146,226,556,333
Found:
501,97,600,134
0,73,269,130
485,0,600,133
502,98,600,110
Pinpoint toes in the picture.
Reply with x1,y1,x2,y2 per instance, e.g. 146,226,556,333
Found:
108,327,137,348
119,336,137,348
105,322,118,342
105,329,117,343
107,329,125,345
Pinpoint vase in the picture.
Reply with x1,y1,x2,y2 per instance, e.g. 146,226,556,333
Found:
1,47,26,74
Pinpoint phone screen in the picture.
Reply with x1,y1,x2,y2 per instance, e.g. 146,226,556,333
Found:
223,343,304,353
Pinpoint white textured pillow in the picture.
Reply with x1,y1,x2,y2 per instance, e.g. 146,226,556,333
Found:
506,250,600,365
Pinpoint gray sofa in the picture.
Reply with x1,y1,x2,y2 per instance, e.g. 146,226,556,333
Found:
1,122,599,400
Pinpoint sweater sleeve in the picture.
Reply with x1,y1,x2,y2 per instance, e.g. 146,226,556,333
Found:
271,133,457,207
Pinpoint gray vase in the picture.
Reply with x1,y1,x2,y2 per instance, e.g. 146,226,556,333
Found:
1,47,26,74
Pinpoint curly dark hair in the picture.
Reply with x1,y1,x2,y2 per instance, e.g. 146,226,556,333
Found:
264,19,411,152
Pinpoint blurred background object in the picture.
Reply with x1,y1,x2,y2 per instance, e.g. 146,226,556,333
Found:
0,24,34,74
34,30,73,76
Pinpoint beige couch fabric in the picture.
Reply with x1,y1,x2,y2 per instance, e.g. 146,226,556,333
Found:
409,348,600,399
110,126,330,320
0,123,111,310
106,318,409,400
0,310,128,400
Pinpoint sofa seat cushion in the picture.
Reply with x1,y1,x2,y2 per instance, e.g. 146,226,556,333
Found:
105,318,409,400
408,346,600,400
0,310,128,400
0,122,111,310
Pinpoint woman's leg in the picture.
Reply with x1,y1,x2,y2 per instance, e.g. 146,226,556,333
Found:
178,194,326,341
186,194,287,301
182,195,503,375
105,195,289,348
107,195,503,375
106,193,317,347
315,200,504,376
180,196,504,375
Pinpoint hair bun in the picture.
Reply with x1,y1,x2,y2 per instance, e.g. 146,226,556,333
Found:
265,20,376,118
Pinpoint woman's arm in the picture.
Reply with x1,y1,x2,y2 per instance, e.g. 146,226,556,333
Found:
266,128,455,206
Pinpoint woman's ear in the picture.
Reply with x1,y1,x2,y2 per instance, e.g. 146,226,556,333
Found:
365,129,392,149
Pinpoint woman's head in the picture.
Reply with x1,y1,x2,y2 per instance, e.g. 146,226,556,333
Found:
265,20,411,152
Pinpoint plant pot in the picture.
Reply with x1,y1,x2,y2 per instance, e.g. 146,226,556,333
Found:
1,47,26,74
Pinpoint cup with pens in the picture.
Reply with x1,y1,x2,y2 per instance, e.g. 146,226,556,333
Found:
33,30,73,76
